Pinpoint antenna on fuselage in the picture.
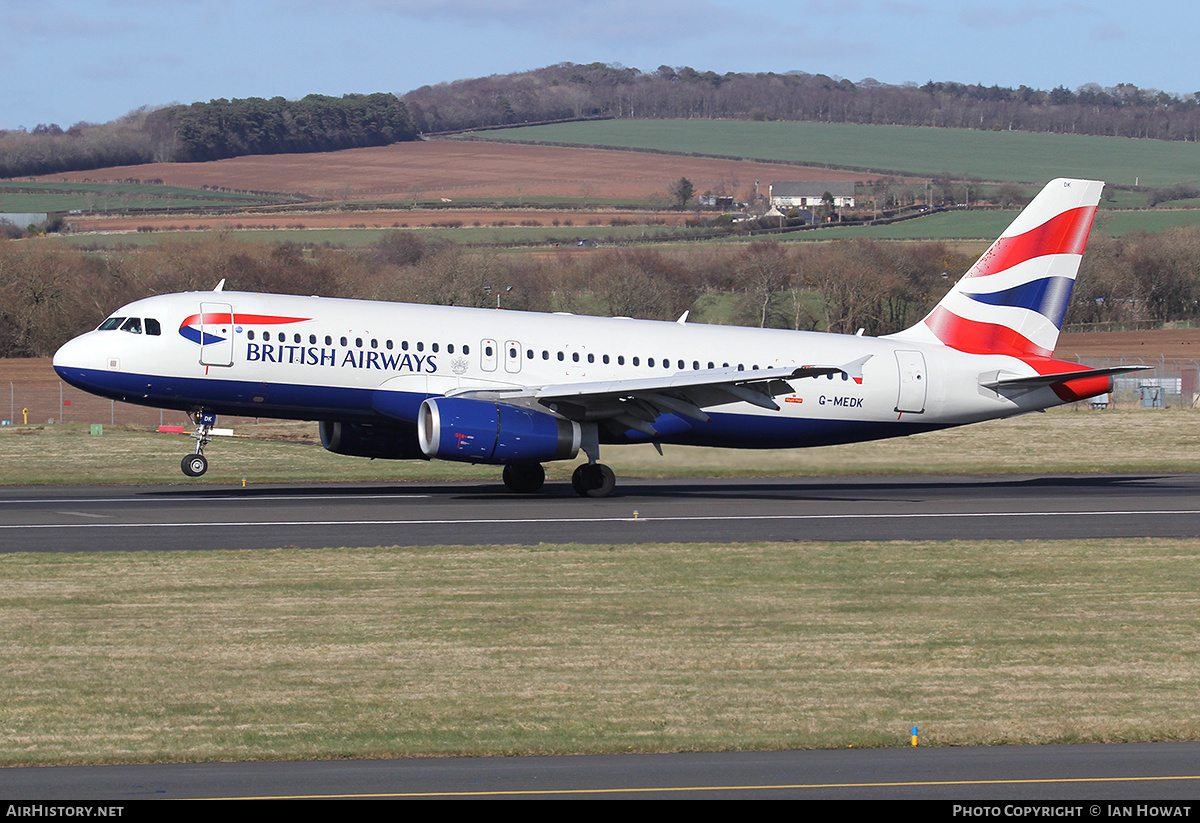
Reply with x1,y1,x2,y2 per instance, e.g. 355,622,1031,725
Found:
213,279,226,292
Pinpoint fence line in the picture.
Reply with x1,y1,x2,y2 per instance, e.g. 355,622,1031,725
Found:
1072,357,1200,408
1,379,266,429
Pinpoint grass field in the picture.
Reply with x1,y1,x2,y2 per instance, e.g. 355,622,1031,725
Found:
3,537,1199,764
474,120,1200,188
48,206,1200,249
0,180,289,214
803,207,1200,242
53,222,701,249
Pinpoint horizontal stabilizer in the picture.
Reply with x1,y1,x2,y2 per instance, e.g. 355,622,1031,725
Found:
980,364,1151,391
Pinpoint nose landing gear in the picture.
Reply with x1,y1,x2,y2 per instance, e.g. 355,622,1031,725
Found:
181,410,217,477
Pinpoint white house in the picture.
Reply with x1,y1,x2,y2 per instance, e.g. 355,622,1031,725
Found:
768,181,856,209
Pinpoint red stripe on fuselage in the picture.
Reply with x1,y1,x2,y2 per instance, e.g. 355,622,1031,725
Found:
180,313,310,327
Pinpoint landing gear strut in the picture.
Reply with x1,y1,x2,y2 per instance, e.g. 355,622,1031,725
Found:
568,422,616,498
181,410,217,477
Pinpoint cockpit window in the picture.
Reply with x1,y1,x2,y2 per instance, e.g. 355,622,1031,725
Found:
119,318,143,334
98,317,125,331
145,318,161,336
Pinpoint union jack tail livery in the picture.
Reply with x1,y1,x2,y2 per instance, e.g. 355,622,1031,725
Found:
893,178,1103,358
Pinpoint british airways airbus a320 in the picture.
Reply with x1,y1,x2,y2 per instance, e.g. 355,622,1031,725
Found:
53,178,1143,497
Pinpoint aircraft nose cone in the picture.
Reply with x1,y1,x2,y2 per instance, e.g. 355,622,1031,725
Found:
53,332,108,389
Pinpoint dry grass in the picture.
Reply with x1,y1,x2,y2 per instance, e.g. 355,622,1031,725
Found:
2,538,1199,765
2,406,1198,486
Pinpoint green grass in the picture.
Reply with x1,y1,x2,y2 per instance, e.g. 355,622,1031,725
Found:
52,211,1200,248
52,223,704,249
0,180,290,213
471,120,1200,188
793,208,1200,242
3,538,1199,764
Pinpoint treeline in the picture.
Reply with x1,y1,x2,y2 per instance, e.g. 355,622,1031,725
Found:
0,234,968,358
402,63,1200,140
150,93,418,162
0,108,165,178
6,226,1198,359
0,93,417,178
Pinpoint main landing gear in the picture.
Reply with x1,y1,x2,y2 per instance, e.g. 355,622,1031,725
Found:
502,462,545,494
501,461,616,497
503,451,618,501
571,462,616,498
501,421,617,498
180,410,217,477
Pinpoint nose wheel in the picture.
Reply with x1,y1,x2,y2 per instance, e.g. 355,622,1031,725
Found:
181,410,217,478
181,453,208,477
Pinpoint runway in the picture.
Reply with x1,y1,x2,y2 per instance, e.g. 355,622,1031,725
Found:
3,473,1200,552
2,743,1199,799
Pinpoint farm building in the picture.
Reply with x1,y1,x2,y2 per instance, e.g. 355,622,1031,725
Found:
768,181,856,209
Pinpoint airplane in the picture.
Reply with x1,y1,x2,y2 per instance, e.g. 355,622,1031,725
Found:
53,178,1147,497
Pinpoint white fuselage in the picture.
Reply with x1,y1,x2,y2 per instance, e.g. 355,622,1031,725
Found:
53,290,1072,453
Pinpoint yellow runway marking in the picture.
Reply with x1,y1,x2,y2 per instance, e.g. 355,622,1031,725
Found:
221,773,1200,799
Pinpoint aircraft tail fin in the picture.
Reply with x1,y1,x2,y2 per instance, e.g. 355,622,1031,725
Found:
890,178,1103,358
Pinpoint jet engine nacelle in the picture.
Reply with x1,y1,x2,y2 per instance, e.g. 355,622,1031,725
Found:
319,420,426,460
418,397,581,464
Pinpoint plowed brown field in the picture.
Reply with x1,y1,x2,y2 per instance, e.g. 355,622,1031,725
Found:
41,140,855,202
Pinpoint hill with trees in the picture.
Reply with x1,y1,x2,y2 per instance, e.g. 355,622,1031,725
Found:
400,63,1200,141
3,64,1198,180
0,93,417,178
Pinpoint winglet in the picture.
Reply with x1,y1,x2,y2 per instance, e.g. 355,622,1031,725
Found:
840,354,872,385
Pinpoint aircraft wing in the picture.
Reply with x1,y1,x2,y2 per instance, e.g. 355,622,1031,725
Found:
447,356,871,436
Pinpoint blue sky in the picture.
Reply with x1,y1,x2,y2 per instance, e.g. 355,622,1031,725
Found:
4,0,1197,131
